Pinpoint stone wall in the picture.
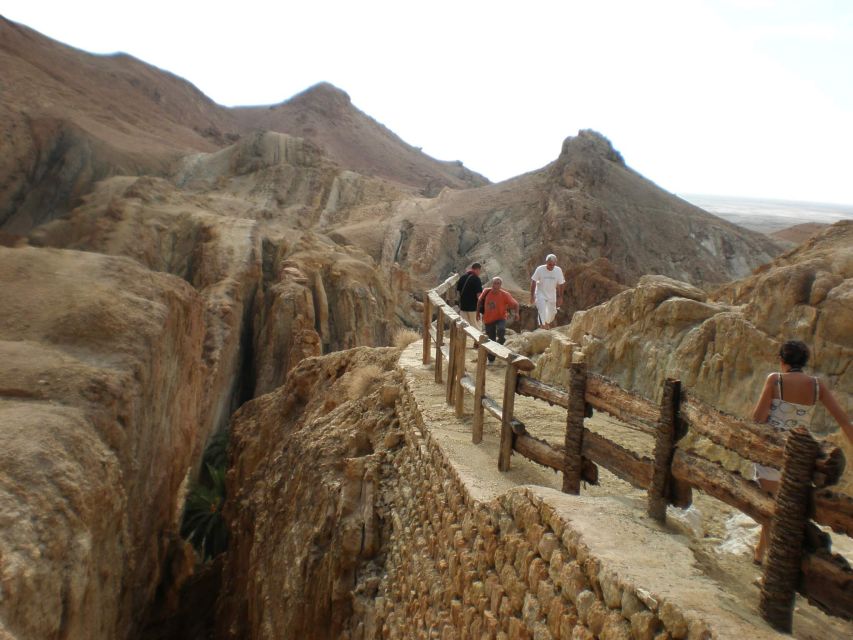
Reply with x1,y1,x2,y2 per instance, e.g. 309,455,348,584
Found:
367,383,710,640
219,345,782,639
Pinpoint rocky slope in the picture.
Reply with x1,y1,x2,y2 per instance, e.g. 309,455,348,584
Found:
0,247,208,639
233,82,490,195
218,347,404,639
0,18,487,236
534,220,852,487
331,130,782,317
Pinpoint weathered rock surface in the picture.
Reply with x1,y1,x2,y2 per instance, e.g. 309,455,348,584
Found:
535,220,853,488
233,82,490,194
218,347,403,639
345,130,782,317
0,247,208,639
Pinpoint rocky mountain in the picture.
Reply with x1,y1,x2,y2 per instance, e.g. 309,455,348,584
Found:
233,82,490,194
331,130,782,318
0,17,486,235
771,222,829,246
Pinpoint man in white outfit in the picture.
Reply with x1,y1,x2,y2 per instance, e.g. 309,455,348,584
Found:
529,254,565,329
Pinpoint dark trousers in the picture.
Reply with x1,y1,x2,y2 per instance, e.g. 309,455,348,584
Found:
484,320,506,362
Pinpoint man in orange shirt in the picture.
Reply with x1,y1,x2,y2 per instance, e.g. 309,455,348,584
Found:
476,277,519,363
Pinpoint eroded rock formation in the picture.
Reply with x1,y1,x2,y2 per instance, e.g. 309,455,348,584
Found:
0,247,207,639
218,347,403,639
534,220,853,488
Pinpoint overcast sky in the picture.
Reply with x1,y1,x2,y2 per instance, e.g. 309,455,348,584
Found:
5,0,853,205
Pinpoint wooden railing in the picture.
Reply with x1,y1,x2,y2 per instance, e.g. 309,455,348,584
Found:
421,274,852,631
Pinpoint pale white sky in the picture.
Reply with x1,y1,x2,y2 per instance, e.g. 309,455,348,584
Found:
5,0,853,204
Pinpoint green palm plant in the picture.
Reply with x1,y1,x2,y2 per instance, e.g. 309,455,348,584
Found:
180,462,228,560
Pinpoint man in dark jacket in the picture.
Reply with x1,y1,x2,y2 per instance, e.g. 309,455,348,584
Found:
456,262,483,329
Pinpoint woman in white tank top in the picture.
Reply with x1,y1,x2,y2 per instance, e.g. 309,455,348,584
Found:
750,340,852,564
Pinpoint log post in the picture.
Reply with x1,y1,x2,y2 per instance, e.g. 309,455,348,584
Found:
434,307,445,383
445,322,457,405
562,361,586,494
454,320,468,418
648,379,681,520
422,293,431,364
472,335,489,443
498,360,519,472
759,425,820,632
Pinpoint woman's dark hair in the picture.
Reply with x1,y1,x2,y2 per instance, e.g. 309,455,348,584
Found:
779,340,809,368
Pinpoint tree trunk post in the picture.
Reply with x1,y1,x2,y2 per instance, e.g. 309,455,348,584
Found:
759,425,819,632
434,307,444,383
422,293,431,364
454,320,468,418
498,360,519,472
648,379,681,520
472,335,489,443
445,322,457,405
562,361,587,494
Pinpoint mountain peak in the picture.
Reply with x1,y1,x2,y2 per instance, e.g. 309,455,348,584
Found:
560,129,625,166
287,82,352,111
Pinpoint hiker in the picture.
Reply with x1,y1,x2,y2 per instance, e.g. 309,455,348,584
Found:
476,277,519,363
456,262,483,329
530,254,565,329
750,339,852,565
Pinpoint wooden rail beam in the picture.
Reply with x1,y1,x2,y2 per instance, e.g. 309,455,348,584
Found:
811,489,853,537
799,551,853,621
760,426,819,632
671,450,774,523
498,360,519,472
453,319,467,417
472,335,489,444
445,322,457,405
585,373,658,432
681,398,843,486
434,308,445,383
583,430,654,490
563,362,587,494
422,292,431,364
648,379,681,520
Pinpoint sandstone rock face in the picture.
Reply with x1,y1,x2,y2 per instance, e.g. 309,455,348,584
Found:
218,347,403,639
535,221,853,488
0,247,208,639
351,130,781,318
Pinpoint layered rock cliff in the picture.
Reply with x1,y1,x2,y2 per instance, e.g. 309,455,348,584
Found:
0,247,207,639
534,220,852,486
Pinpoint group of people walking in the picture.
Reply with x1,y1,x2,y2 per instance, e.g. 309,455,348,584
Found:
456,254,567,361
453,256,852,567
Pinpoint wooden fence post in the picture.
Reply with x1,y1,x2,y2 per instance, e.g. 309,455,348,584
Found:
454,320,467,417
648,379,681,520
422,293,431,364
472,335,488,443
759,425,819,632
445,322,457,405
498,360,519,472
434,307,444,383
562,361,587,494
